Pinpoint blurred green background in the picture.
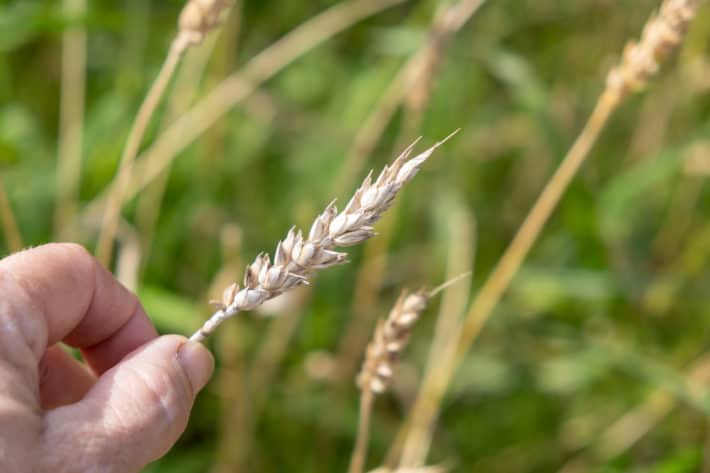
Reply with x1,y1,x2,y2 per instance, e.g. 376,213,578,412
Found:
2,0,710,471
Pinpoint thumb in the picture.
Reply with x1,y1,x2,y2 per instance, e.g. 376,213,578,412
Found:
42,335,214,472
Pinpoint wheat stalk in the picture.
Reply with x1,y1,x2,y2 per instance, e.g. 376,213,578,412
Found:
79,0,406,236
335,0,486,193
54,0,86,237
189,132,458,343
454,0,702,369
397,202,475,468
0,177,22,253
95,0,233,265
349,290,430,473
349,274,469,473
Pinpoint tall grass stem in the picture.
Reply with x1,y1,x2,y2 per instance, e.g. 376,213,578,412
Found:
55,0,86,237
0,178,22,252
454,90,619,363
349,390,375,473
95,38,188,265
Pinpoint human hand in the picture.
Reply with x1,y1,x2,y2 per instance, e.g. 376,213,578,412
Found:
0,243,214,472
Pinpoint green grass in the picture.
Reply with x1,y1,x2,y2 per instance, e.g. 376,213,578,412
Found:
2,0,710,471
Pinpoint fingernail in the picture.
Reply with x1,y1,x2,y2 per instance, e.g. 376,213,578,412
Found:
177,341,214,393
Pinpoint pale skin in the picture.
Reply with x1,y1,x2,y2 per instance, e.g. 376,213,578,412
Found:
0,243,215,472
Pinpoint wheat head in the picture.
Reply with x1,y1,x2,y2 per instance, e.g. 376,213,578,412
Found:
190,131,458,342
606,0,700,100
357,290,429,395
178,0,234,47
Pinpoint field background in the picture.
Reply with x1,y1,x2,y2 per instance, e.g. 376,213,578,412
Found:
2,0,710,471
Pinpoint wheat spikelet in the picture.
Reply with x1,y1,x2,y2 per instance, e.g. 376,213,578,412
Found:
606,0,700,100
190,131,458,342
178,0,233,47
357,290,429,395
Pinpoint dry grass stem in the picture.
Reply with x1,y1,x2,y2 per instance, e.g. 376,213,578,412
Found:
54,0,86,237
453,0,700,367
232,288,310,471
351,270,470,473
190,133,456,343
136,4,238,272
350,290,430,473
80,0,405,229
0,177,23,253
398,205,475,468
208,225,249,473
95,0,233,265
336,0,486,191
113,219,142,291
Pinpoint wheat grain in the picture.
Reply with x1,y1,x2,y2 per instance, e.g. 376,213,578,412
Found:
190,131,458,343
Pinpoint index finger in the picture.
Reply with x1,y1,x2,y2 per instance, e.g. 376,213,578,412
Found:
0,243,158,374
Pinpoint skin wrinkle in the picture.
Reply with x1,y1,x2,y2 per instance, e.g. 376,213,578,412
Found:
40,408,113,473
102,398,138,469
62,244,138,350
41,387,134,472
126,361,184,430
0,268,49,363
38,346,96,408
60,243,102,346
38,352,54,395
76,295,141,349
0,320,39,390
18,243,95,349
77,302,143,373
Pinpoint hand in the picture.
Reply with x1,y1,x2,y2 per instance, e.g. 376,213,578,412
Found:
0,243,214,472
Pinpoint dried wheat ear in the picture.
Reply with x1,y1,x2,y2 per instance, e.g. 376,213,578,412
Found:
606,0,700,100
357,290,428,395
190,131,458,342
178,0,233,47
